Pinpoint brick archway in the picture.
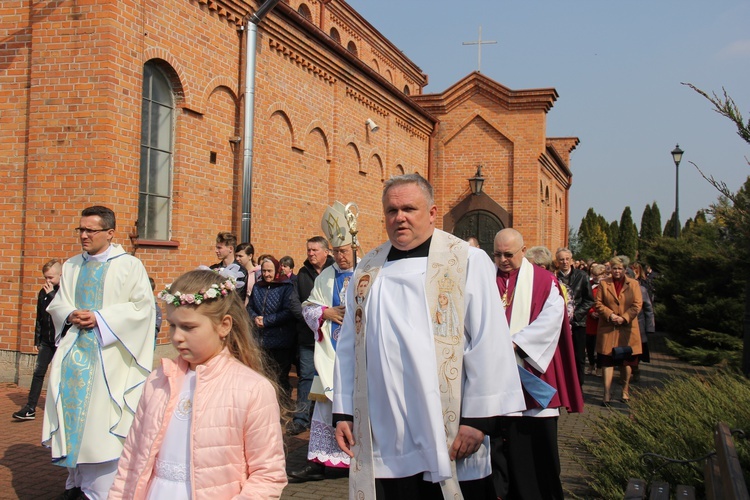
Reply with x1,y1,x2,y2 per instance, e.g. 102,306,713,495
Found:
443,193,511,255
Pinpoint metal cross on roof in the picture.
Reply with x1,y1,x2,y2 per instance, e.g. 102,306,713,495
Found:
462,25,497,73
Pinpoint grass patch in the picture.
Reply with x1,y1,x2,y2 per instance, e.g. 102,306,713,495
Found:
581,370,750,499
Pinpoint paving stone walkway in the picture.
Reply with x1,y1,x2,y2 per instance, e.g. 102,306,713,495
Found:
0,333,705,499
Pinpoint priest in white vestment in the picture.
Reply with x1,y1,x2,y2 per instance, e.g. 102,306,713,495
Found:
333,175,524,500
43,206,155,500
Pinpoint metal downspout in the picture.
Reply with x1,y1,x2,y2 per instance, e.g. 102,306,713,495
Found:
241,0,281,242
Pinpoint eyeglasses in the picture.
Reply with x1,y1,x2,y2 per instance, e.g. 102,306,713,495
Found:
493,247,523,260
75,227,110,235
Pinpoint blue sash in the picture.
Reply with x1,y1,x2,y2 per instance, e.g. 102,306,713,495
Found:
329,269,353,350
55,259,110,467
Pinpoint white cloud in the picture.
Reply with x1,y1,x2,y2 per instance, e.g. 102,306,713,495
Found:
717,39,750,59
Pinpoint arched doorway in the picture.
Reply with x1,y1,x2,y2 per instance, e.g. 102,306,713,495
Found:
453,210,504,257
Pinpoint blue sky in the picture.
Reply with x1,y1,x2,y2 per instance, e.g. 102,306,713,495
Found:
347,0,750,232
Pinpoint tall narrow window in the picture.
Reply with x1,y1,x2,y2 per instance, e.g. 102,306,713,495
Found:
138,62,174,240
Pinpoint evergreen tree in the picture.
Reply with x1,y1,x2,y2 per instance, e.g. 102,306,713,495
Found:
568,227,581,255
651,202,663,236
608,221,619,252
580,223,612,263
578,208,599,241
617,206,639,260
577,208,611,261
640,203,661,243
684,82,750,375
663,211,682,238
640,204,653,241
683,210,708,234
647,216,744,367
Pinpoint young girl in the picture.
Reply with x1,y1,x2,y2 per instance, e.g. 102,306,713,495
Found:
109,269,287,499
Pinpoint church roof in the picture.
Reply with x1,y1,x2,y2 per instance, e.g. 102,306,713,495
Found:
412,71,558,115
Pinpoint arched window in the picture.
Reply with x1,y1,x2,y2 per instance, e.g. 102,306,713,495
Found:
403,84,410,95
297,3,312,21
347,41,358,57
329,27,341,44
138,61,174,241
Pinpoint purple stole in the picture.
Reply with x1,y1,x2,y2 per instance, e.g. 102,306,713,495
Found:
497,266,584,413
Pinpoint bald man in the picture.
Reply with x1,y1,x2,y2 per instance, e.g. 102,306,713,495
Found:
491,228,583,500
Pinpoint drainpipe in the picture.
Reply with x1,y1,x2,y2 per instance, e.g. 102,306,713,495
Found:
241,0,281,243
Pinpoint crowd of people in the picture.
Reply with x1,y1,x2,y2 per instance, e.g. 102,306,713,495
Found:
11,174,659,500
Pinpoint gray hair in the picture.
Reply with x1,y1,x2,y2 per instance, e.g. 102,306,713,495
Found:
382,173,434,206
590,263,606,276
307,236,330,251
526,246,554,271
555,247,573,257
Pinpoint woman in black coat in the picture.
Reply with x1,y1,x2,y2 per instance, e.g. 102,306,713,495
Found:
248,256,301,399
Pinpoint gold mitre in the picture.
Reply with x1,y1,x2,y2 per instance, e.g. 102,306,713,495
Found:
321,201,353,248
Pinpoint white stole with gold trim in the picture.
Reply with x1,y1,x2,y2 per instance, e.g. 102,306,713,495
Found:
348,229,468,500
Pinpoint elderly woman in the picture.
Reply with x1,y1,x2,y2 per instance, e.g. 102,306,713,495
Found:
527,246,575,320
525,245,555,271
247,255,301,400
595,256,642,405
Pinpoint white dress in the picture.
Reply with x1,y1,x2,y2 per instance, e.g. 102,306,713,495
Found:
146,369,195,500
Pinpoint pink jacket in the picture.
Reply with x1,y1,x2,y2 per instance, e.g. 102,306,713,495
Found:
109,350,287,499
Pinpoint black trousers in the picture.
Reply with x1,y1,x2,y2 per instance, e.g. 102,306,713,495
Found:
585,333,597,367
491,416,563,500
571,325,587,387
27,343,56,409
267,347,295,399
376,473,496,500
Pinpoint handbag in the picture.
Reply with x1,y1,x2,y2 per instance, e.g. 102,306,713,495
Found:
612,345,633,361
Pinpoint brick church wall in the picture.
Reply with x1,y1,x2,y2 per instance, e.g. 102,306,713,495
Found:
0,0,435,360
0,0,575,376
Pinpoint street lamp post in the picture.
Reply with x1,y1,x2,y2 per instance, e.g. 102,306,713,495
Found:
671,144,684,238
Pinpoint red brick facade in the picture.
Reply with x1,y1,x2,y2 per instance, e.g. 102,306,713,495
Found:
0,0,575,361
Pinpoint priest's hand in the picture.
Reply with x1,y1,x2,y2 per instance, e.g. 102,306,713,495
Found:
335,421,355,457
323,305,346,325
69,309,96,330
449,425,484,461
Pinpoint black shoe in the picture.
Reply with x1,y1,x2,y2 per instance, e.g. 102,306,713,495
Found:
286,422,309,436
287,462,326,483
12,405,35,420
56,487,84,500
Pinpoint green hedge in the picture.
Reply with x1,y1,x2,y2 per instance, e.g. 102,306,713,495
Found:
581,370,750,499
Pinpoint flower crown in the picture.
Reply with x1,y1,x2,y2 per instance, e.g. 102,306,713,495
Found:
158,279,236,307
158,265,242,307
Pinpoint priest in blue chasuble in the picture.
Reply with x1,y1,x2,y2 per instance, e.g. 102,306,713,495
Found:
43,206,155,500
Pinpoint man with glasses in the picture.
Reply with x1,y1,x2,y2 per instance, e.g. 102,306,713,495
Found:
555,247,594,385
490,228,582,500
43,206,155,500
